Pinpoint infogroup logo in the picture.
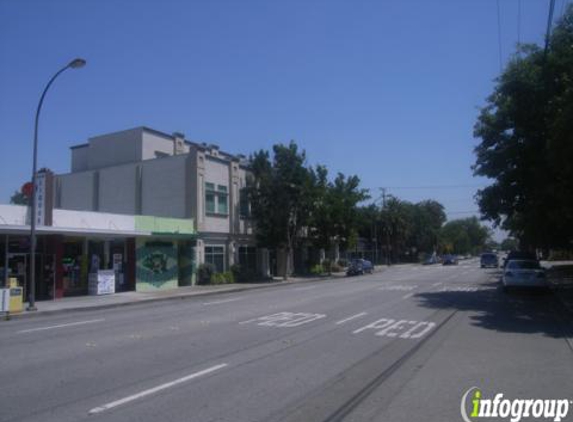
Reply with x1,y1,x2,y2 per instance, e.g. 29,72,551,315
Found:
461,387,571,422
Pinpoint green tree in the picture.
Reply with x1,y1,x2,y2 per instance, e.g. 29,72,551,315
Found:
248,141,314,278
473,6,573,249
439,217,490,255
10,191,29,206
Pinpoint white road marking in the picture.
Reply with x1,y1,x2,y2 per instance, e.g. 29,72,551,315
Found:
335,312,367,325
202,297,243,306
353,318,436,339
402,293,414,299
432,282,443,287
17,319,105,334
293,286,317,291
379,284,417,291
240,312,326,327
88,363,228,414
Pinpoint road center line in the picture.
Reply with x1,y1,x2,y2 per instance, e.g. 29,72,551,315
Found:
17,319,105,334
293,286,317,291
202,298,243,306
335,312,367,325
88,363,228,415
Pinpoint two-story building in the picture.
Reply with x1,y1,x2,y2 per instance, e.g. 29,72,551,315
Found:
55,126,268,279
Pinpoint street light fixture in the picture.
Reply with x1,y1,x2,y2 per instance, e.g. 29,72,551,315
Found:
27,58,86,311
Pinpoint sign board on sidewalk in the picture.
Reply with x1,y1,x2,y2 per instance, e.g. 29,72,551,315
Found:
88,270,116,295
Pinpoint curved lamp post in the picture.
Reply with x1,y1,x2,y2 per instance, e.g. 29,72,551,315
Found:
28,58,86,311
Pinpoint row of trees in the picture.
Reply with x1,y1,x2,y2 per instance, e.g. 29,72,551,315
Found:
473,5,573,250
247,142,492,275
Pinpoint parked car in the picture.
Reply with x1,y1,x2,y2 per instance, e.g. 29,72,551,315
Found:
502,259,547,291
480,253,499,268
502,251,538,268
442,254,458,265
346,259,373,276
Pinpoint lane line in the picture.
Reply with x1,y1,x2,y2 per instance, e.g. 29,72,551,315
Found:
88,363,228,414
17,319,105,334
293,286,317,291
335,312,367,325
202,298,243,306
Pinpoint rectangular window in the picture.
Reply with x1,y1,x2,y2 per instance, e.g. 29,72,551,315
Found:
205,182,228,216
239,188,250,218
238,246,257,272
205,246,225,272
205,183,216,214
217,185,228,215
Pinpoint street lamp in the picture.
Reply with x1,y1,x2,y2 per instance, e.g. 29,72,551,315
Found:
27,58,86,311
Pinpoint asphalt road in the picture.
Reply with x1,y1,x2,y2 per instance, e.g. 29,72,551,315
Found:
1,259,572,422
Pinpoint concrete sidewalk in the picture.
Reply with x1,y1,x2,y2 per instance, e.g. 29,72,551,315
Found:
2,272,349,320
545,261,573,314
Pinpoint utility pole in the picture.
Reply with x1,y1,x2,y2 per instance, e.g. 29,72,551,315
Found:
382,188,391,266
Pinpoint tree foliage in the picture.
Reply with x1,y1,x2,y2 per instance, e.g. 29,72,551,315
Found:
439,217,491,255
473,6,573,248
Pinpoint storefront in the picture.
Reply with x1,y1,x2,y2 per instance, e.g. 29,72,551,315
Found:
0,205,196,302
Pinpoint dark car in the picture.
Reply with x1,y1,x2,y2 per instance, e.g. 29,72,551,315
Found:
480,253,499,268
347,259,373,276
442,254,458,265
503,251,538,268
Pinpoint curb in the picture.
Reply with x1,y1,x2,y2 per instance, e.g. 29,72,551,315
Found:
2,273,345,321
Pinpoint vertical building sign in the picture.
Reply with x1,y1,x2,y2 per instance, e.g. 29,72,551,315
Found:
35,172,46,226
34,170,53,226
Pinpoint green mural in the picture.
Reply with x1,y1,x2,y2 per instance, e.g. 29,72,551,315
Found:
136,240,178,290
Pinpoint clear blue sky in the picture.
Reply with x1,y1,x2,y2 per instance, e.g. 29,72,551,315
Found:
0,0,567,239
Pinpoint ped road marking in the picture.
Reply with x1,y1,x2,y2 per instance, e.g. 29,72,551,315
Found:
240,312,326,327
202,297,243,306
335,312,367,325
89,363,228,415
17,319,105,334
353,318,436,339
378,285,417,292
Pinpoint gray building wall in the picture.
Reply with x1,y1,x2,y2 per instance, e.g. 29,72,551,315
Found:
57,171,96,211
98,164,138,214
141,154,187,218
86,128,142,171
71,146,89,172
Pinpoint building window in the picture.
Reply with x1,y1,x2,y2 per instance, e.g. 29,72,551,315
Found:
205,182,228,215
205,246,225,272
238,246,257,272
205,182,216,214
239,187,250,218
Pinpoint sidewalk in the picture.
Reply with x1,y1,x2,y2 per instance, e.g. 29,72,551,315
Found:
2,272,349,320
544,260,573,314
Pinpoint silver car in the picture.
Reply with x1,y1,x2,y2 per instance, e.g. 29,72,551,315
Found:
502,260,547,291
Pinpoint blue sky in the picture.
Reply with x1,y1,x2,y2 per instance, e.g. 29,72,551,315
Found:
0,0,567,239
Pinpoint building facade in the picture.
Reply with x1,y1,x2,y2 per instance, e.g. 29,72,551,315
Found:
54,127,268,277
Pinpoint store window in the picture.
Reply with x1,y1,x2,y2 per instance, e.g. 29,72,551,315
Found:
205,182,228,215
205,246,225,272
238,246,257,271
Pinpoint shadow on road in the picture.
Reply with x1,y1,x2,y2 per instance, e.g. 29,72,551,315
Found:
413,272,572,339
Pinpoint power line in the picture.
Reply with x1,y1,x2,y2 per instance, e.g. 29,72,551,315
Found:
496,0,504,72
369,184,486,191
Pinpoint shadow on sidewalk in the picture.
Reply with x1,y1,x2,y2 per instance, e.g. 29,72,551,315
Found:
413,277,572,340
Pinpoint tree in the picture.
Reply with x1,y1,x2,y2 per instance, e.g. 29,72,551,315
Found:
439,217,491,255
10,191,29,206
247,141,314,278
473,6,573,249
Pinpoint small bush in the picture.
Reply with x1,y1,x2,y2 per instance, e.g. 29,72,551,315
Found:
210,271,235,285
331,263,343,272
337,258,348,267
310,264,324,275
197,263,215,285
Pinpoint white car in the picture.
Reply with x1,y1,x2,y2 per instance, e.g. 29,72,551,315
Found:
502,260,547,291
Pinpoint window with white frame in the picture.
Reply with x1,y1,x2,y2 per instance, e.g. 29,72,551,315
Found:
205,182,228,215
205,245,225,272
